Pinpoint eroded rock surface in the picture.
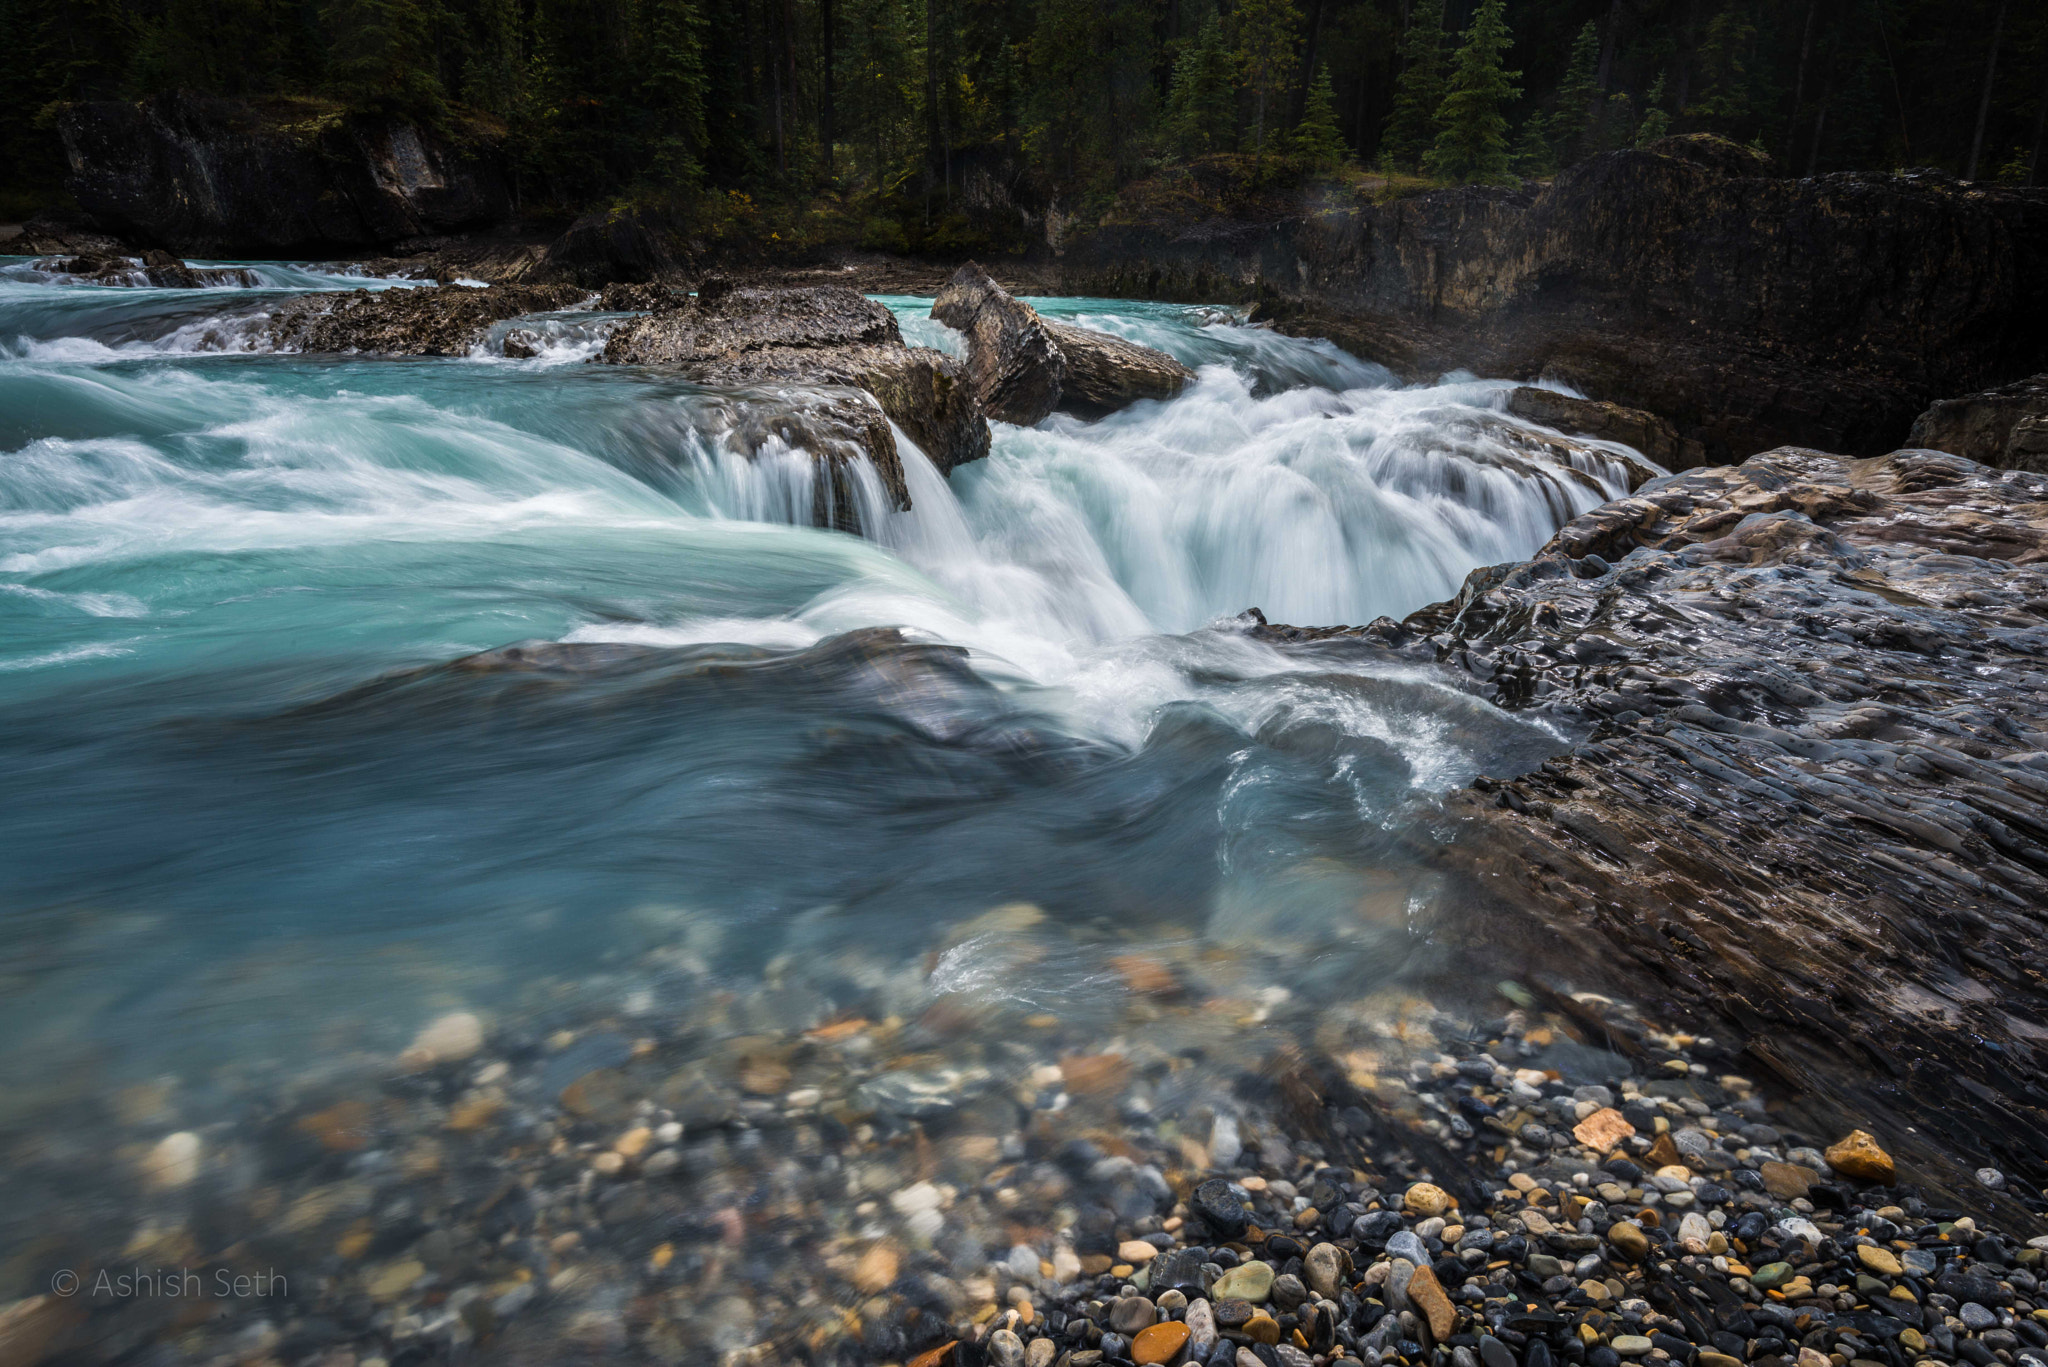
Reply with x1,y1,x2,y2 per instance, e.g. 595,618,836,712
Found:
267,282,591,355
1252,448,2048,1192
32,249,258,288
932,262,1192,423
1066,136,2048,462
1506,386,1705,470
1908,373,2048,474
602,284,991,490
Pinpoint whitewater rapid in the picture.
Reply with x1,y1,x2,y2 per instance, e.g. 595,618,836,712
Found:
0,257,1655,1116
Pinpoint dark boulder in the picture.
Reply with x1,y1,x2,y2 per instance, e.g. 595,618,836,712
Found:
1906,374,2048,473
601,284,903,363
1063,135,2048,463
267,282,591,356
1505,387,1705,470
32,249,257,288
598,281,687,313
538,207,689,287
931,262,1192,423
57,93,515,256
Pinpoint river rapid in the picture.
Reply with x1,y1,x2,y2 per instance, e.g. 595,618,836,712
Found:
0,258,1658,1329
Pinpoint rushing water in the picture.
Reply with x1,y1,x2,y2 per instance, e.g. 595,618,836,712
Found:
0,258,1654,1284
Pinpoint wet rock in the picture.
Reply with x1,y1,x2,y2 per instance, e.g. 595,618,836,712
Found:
1212,1261,1275,1303
603,285,990,481
141,1130,202,1189
1333,447,2048,1197
269,283,589,356
931,262,1065,425
1907,373,2048,474
1404,1182,1451,1218
1405,1263,1455,1342
932,262,1191,423
1572,1107,1635,1153
1824,1131,1896,1184
1109,1297,1156,1333
1193,1179,1251,1239
1303,1242,1346,1299
1131,1321,1189,1365
1506,387,1704,470
1041,320,1194,416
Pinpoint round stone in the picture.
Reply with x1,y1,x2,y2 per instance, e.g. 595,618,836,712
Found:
1109,1297,1157,1334
1211,1261,1275,1303
1857,1245,1902,1276
1405,1182,1452,1217
1192,1178,1251,1238
1607,1222,1649,1262
1611,1336,1653,1357
1132,1322,1190,1366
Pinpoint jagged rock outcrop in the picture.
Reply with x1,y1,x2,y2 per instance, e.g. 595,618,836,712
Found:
1066,136,2048,464
1907,373,2048,473
1249,447,2048,1197
1505,386,1704,470
931,263,1068,424
267,282,590,355
600,284,992,522
931,262,1193,423
31,249,259,288
57,94,515,257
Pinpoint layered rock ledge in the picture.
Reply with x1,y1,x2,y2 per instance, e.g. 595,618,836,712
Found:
1249,448,2048,1199
1064,137,2048,465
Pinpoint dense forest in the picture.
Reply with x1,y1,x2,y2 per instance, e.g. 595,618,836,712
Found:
3,0,2045,238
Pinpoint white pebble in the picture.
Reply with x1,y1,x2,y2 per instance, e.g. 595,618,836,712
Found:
142,1131,201,1189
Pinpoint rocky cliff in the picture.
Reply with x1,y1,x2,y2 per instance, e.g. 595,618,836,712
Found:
1062,138,2048,466
57,94,515,257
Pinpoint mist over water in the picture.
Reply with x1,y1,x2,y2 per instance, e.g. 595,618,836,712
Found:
0,259,1649,1146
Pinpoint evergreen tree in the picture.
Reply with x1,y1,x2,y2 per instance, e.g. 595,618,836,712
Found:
1635,72,1671,146
1168,14,1237,156
1512,114,1554,176
1689,5,1759,139
1380,0,1446,172
1291,61,1347,168
1425,0,1518,184
462,0,526,119
1231,0,1301,178
1547,20,1599,167
640,0,710,187
322,0,445,118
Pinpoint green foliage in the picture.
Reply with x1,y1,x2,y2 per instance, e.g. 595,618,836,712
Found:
1688,5,1758,137
322,0,445,119
1547,21,1599,166
1168,15,1237,156
640,0,710,187
1380,0,1446,172
1291,63,1347,169
1231,0,1301,172
1424,0,1519,184
1635,73,1671,146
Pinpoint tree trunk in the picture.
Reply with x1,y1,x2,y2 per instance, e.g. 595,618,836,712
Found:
821,0,835,173
1966,0,2007,182
1293,0,1326,123
1783,0,1817,164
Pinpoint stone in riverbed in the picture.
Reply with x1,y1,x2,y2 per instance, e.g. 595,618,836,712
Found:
1192,1178,1251,1238
141,1130,202,1189
400,1011,484,1068
1607,1222,1649,1262
1211,1261,1274,1303
986,1329,1025,1367
1824,1130,1895,1184
1404,1182,1451,1217
1759,1162,1816,1199
1405,1263,1456,1342
1184,1297,1217,1357
1573,1107,1636,1152
1304,1242,1347,1299
1109,1297,1157,1333
1857,1245,1902,1276
269,283,590,356
1131,1321,1189,1365
1042,319,1194,416
1116,1240,1160,1266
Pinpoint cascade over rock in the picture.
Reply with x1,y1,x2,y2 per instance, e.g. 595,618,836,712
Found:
601,284,992,523
1252,446,2048,1191
1505,387,1703,470
1062,137,2048,463
56,93,516,257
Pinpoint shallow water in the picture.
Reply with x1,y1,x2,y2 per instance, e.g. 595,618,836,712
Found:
0,260,1654,1274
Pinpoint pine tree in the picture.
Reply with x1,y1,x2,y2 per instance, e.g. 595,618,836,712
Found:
1231,0,1301,179
1512,115,1553,176
1424,0,1519,184
322,0,445,119
1380,0,1446,172
1689,6,1758,139
1635,72,1671,147
1168,14,1237,156
1291,62,1347,169
463,0,526,119
640,0,709,187
1547,20,1599,167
